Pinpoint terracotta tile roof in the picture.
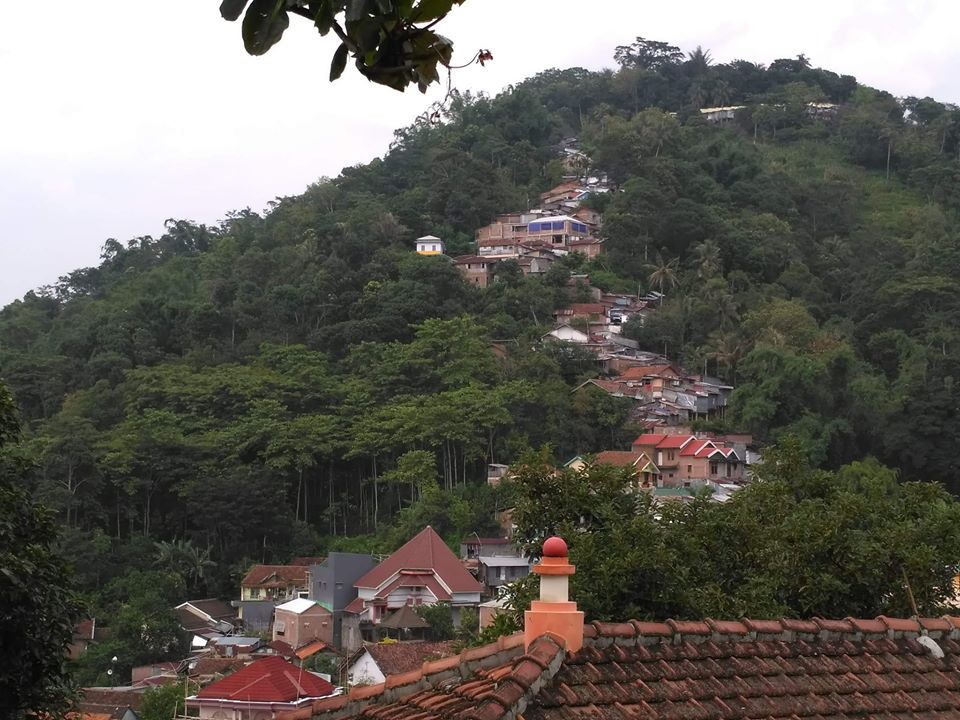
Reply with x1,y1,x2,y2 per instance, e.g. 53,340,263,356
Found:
296,640,330,660
286,616,960,720
632,434,668,447
656,435,695,449
591,451,652,469
187,656,247,678
269,639,298,659
187,598,236,620
197,656,334,702
359,641,458,676
680,439,714,456
77,688,144,713
617,364,679,380
241,564,309,588
355,527,482,594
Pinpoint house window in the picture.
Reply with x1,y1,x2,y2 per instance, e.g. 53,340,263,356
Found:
710,462,719,475
275,621,286,636
336,582,344,590
687,465,692,473
667,451,675,461
552,235,563,244
249,588,260,599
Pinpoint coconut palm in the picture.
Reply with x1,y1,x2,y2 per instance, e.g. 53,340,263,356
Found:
647,252,680,300
154,538,216,592
690,239,722,279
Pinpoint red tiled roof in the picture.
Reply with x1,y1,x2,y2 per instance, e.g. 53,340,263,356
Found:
290,616,960,720
295,640,329,660
268,640,297,659
344,597,365,614
681,439,714,456
241,564,308,588
656,435,695,449
617,364,679,380
354,527,481,594
359,641,457,676
197,656,334,702
591,451,652,469
188,656,246,678
632,433,667,447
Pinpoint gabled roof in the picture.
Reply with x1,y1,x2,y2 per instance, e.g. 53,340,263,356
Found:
355,527,482,594
297,616,960,720
353,641,457,676
617,364,680,380
276,598,323,614
241,564,309,588
195,656,334,702
681,439,715,456
591,451,656,470
632,433,668,447
378,604,430,630
656,435,695,449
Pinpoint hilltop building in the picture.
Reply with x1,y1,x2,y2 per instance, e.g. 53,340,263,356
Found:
415,235,445,255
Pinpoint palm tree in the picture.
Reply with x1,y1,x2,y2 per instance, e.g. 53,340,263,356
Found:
690,239,722,279
706,332,745,382
155,538,216,592
687,46,713,76
711,79,733,107
647,252,679,300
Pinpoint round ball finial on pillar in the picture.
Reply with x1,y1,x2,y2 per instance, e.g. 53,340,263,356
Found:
542,536,568,557
525,535,583,652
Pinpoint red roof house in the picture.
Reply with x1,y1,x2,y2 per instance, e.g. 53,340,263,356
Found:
241,564,310,602
348,527,482,627
188,656,334,718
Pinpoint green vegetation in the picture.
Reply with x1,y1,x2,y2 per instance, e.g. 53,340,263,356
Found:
5,35,960,700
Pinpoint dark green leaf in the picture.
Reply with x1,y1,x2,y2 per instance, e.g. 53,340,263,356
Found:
346,0,371,22
241,0,290,56
330,43,350,81
313,0,337,34
220,0,250,21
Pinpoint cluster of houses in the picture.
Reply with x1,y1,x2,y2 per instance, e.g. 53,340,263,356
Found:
69,528,532,720
414,158,609,288
566,427,755,504
699,101,839,123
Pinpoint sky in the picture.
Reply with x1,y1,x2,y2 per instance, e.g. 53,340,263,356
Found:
2,1,959,305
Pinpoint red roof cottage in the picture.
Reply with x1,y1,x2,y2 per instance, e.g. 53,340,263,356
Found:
278,537,960,720
345,527,482,638
187,656,335,719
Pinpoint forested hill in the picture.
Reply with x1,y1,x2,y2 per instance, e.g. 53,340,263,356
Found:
4,38,960,588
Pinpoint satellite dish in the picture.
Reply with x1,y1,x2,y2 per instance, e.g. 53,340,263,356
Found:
106,669,113,676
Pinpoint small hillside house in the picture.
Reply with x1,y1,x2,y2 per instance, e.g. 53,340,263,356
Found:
415,235,445,255
273,598,333,649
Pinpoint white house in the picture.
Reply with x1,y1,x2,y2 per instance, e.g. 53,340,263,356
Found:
415,235,445,255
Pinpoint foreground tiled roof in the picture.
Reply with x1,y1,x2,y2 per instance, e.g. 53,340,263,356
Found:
286,616,960,720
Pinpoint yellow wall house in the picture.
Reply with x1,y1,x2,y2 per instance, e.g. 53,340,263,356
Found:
415,235,445,255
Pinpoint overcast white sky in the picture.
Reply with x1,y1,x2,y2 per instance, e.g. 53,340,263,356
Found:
2,1,959,304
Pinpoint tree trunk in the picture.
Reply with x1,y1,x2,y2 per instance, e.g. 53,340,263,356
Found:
886,138,892,181
295,468,303,521
372,456,379,530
